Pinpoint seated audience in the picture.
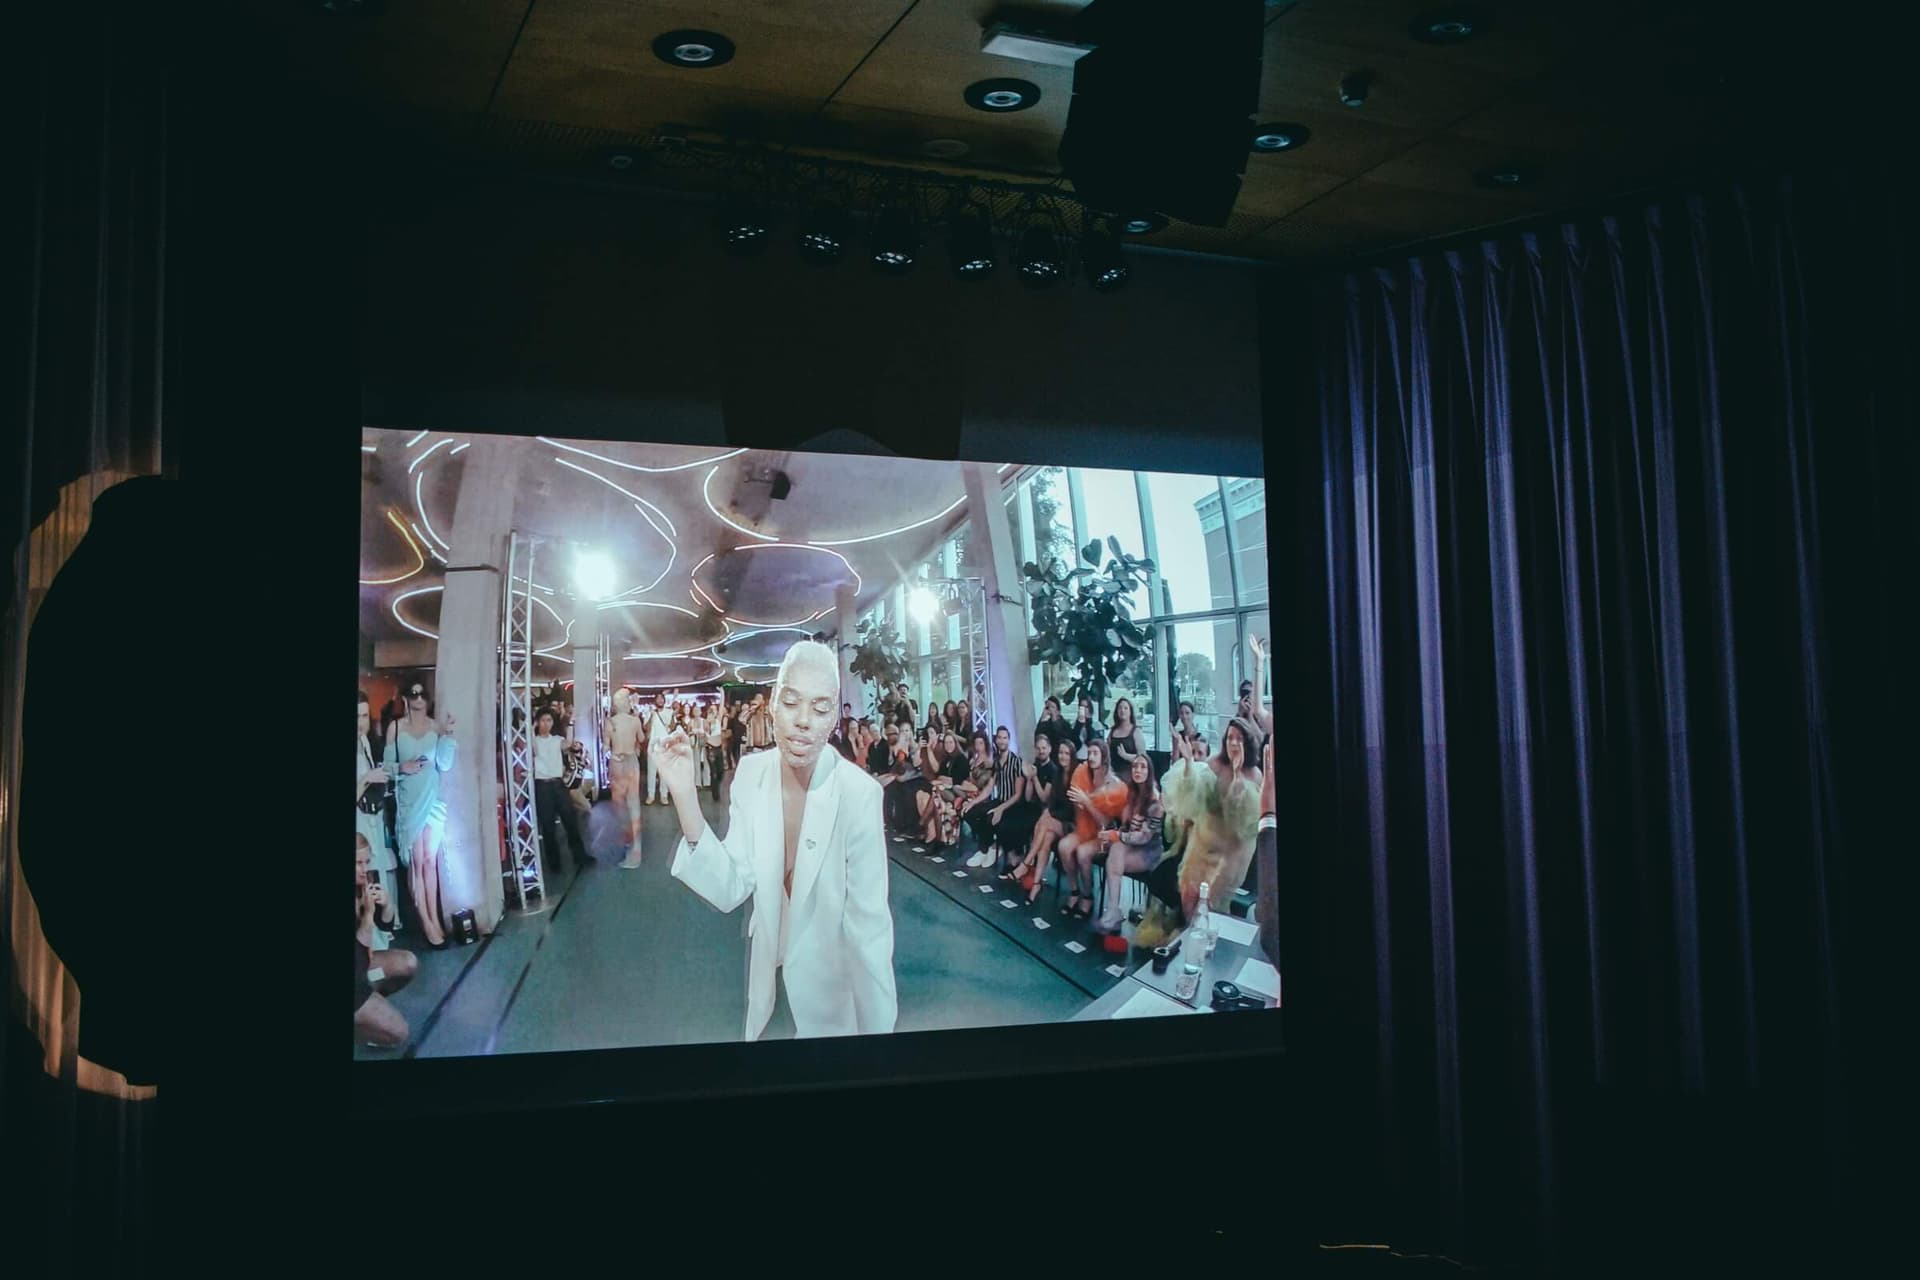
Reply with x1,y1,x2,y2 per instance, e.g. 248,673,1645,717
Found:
968,725,1028,871
1057,741,1129,919
1092,752,1166,934
956,730,998,853
1011,737,1077,904
355,834,418,1048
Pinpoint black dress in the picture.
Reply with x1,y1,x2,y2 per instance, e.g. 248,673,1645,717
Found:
1107,726,1141,772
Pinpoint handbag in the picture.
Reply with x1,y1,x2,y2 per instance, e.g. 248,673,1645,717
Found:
561,742,586,791
357,739,388,815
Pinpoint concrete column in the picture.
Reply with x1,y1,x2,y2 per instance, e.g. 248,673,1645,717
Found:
434,435,526,936
568,603,601,783
963,462,1035,743
835,582,860,714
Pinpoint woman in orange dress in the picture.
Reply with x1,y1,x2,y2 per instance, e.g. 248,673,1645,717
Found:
1055,740,1129,919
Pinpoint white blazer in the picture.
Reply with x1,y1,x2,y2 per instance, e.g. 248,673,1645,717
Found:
670,746,897,1041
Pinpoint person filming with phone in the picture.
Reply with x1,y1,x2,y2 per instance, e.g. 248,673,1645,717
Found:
354,834,418,1048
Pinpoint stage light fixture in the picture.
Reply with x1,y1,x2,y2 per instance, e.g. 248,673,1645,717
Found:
870,190,920,274
572,550,617,602
946,195,997,279
717,193,771,256
797,203,853,264
1080,223,1130,292
910,586,940,623
1014,197,1067,290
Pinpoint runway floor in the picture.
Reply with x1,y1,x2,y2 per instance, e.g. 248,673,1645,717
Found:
356,774,1096,1059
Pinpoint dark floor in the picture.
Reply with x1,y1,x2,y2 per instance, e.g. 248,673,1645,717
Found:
356,776,1092,1058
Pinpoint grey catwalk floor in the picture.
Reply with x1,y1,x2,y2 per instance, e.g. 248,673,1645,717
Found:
355,780,1090,1060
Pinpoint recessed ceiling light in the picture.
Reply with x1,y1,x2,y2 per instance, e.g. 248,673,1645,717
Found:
1410,11,1485,44
1251,123,1311,153
923,138,971,159
653,29,735,69
965,78,1041,113
1474,166,1536,189
1112,212,1167,237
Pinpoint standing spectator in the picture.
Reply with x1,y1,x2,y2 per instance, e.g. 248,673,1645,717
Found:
1070,696,1106,761
532,709,589,874
1240,635,1274,739
1173,700,1200,748
704,704,726,800
1106,697,1142,774
1036,696,1074,761
646,694,677,804
356,692,400,933
744,691,775,753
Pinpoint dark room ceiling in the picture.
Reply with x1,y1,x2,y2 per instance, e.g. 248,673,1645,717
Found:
274,1,1862,262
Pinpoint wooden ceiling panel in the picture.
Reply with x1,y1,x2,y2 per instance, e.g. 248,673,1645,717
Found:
1274,0,1582,79
1243,108,1430,175
807,103,1066,176
827,0,1079,138
1234,163,1354,219
494,0,911,134
1259,31,1523,131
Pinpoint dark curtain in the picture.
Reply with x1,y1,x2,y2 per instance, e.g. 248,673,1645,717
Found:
1288,166,1914,1272
4,3,362,1275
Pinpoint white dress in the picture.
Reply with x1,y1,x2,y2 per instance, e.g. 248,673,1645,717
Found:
694,721,712,786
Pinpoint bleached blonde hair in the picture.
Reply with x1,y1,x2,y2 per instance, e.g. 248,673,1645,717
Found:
775,639,840,697
612,688,631,714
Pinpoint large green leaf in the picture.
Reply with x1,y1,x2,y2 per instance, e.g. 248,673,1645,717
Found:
1083,539,1103,566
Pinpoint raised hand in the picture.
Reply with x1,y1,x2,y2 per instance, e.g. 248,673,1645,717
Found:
651,725,698,797
1248,635,1266,663
1067,786,1091,808
1260,739,1275,817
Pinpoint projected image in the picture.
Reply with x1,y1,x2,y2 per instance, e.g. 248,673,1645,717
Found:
355,433,1277,1057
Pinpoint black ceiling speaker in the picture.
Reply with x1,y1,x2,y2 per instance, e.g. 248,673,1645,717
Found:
1057,0,1265,228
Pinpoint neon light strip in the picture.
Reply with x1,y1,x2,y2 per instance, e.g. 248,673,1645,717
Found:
806,495,966,548
362,445,377,454
405,430,429,447
512,575,556,595
413,472,452,551
732,543,862,594
541,437,747,474
390,585,442,639
450,442,471,455
552,458,677,534
703,466,778,542
408,438,452,474
596,600,700,617
359,510,425,585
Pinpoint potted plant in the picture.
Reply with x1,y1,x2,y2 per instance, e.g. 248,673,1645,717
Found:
845,617,909,714
1023,536,1155,709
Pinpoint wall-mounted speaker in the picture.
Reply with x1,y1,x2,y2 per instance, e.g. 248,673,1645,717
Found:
1057,0,1265,227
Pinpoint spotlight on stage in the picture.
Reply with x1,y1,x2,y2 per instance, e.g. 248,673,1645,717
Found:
870,188,920,274
573,550,616,601
910,586,940,623
1080,221,1130,292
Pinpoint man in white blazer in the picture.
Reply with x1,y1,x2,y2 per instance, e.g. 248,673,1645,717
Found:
653,640,897,1041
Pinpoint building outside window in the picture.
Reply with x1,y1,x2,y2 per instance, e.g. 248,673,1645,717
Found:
862,463,1270,757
